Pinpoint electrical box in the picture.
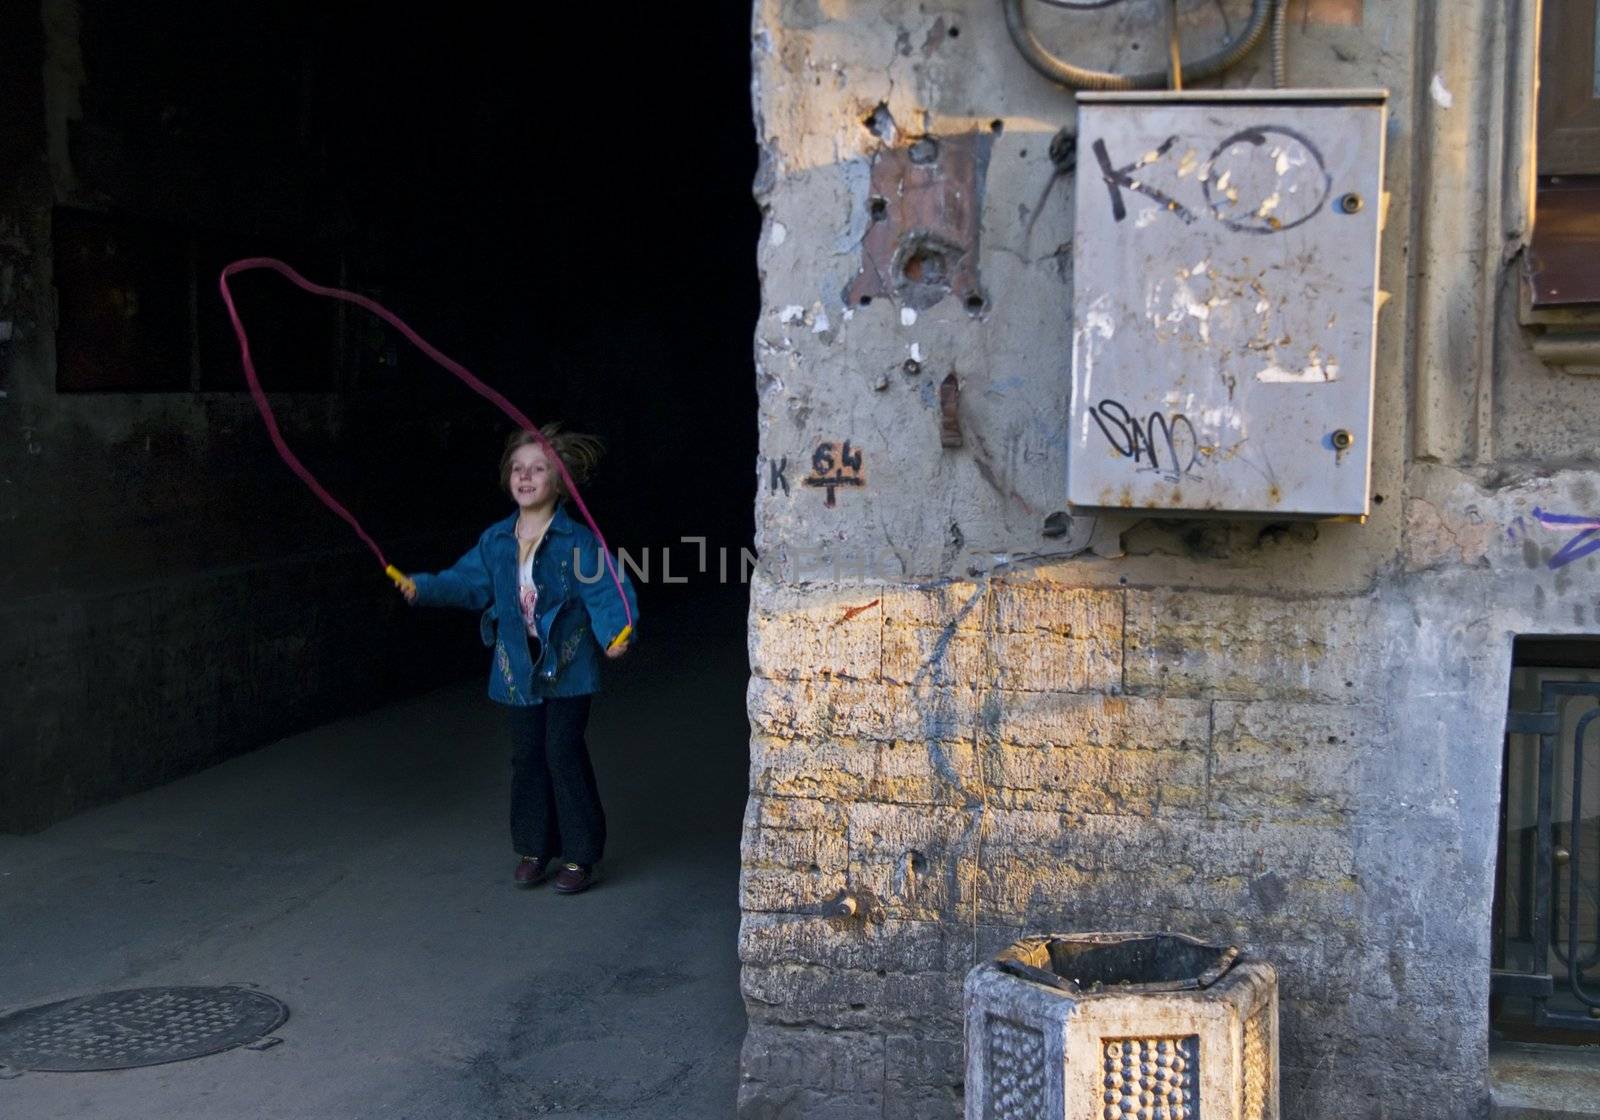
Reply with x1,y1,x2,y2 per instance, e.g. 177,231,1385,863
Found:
1067,90,1387,519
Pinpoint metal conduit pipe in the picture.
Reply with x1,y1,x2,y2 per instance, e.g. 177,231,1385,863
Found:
1001,0,1274,90
1271,0,1289,87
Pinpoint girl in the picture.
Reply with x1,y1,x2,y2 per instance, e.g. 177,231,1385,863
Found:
401,425,637,894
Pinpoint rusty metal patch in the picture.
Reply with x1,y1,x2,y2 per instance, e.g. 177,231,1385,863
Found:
939,373,963,447
845,131,992,313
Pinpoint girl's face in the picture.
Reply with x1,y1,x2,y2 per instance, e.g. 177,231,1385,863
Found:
508,444,558,511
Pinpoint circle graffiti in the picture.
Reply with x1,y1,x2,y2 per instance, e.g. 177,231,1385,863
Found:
1201,126,1332,234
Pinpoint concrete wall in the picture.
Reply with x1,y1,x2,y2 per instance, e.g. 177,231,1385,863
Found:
0,0,491,833
742,2,1598,1117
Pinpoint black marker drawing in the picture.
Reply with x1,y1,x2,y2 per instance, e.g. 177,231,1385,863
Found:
1091,135,1198,226
1090,399,1201,483
1201,126,1332,234
1092,124,1333,235
803,441,865,507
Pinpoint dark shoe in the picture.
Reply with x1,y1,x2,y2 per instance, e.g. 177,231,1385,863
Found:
553,862,595,894
514,856,551,887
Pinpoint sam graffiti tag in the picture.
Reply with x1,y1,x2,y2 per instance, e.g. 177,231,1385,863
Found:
1089,398,1202,483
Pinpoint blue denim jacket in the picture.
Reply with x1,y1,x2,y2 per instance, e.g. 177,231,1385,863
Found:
412,505,638,706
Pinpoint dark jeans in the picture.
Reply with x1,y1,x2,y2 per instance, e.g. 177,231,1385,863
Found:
507,696,606,866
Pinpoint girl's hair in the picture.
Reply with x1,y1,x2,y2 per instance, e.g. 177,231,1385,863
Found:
499,423,605,500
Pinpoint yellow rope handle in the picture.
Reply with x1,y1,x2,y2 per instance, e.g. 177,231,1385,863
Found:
385,564,417,596
608,624,633,652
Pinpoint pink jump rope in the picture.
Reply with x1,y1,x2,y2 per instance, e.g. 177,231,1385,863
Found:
218,258,634,651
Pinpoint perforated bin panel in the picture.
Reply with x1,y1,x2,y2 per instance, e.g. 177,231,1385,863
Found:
1067,91,1387,519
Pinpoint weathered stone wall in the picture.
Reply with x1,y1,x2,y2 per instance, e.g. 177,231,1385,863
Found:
743,2,1600,1118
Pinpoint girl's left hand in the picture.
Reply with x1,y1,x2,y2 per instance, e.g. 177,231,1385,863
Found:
605,638,630,659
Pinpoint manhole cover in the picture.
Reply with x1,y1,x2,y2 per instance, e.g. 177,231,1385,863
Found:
0,986,287,1072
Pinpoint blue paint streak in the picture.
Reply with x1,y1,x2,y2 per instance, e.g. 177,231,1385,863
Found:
1532,508,1600,570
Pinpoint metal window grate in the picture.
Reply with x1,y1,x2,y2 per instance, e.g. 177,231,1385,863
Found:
1493,671,1600,1039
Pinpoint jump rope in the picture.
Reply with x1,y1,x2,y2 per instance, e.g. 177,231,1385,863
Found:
218,258,634,651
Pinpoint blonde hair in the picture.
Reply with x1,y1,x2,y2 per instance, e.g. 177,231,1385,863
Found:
499,423,605,500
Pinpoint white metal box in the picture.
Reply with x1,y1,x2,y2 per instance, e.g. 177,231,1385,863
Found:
1067,91,1387,519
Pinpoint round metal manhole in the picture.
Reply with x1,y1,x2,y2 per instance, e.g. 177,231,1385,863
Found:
0,986,288,1072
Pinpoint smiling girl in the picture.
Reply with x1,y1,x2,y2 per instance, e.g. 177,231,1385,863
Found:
401,425,637,894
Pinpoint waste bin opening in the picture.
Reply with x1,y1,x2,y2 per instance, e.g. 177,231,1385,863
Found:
997,932,1240,994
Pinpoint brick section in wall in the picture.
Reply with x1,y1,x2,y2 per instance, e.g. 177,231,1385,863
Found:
740,576,1384,1120
739,1024,885,1120
1123,589,1383,702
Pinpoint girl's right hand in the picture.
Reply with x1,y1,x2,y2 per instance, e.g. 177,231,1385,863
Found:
384,569,416,604
387,565,419,604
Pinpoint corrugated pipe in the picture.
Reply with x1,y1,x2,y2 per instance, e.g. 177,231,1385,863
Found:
1001,0,1273,90
1272,0,1289,87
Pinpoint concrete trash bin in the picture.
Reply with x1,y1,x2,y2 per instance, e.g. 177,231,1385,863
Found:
964,932,1278,1120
